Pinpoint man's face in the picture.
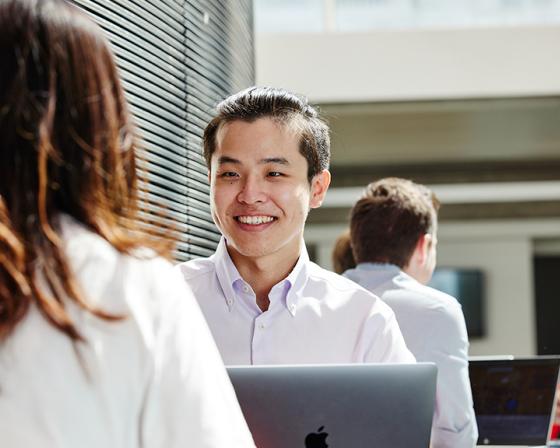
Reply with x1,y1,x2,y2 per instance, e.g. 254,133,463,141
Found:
209,117,330,264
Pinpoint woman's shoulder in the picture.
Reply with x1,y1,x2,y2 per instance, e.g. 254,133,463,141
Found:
59,214,186,315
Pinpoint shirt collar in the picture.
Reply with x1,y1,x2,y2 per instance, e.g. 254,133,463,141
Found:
344,262,403,289
345,262,401,279
354,262,401,273
213,237,309,316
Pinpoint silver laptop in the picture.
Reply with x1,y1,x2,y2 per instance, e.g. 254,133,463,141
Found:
469,356,560,447
227,363,437,448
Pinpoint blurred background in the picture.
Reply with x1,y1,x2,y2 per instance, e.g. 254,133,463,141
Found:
254,0,560,357
75,0,560,358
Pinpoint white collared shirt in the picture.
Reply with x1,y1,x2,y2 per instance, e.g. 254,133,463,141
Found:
344,263,478,448
176,238,414,365
0,215,254,448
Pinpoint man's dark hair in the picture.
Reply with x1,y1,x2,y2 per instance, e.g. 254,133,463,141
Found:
203,86,330,182
350,178,440,268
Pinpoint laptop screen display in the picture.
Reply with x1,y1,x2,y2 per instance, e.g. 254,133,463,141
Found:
470,358,560,446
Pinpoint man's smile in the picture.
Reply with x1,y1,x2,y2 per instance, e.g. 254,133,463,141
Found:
235,215,276,225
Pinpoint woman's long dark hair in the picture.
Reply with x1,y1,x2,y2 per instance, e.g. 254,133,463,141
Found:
0,0,171,341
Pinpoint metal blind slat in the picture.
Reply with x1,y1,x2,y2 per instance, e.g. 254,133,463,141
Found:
73,0,253,261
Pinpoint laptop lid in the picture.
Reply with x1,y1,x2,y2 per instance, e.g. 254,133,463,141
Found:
469,356,560,446
227,363,437,448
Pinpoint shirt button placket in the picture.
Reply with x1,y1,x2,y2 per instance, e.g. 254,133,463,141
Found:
252,314,268,365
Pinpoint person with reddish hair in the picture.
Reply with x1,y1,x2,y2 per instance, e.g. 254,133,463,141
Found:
0,0,254,446
331,229,356,275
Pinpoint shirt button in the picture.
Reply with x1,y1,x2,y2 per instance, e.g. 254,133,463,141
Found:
242,285,250,293
289,304,296,312
258,323,266,329
226,299,233,306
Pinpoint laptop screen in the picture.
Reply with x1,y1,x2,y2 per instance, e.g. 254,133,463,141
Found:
227,363,437,448
470,357,560,446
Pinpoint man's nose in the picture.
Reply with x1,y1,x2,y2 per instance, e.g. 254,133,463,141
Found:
237,175,266,204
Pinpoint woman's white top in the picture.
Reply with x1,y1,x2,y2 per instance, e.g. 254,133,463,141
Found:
0,215,255,447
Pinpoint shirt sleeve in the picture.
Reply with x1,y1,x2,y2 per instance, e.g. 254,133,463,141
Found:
363,305,416,364
427,304,478,448
140,263,255,448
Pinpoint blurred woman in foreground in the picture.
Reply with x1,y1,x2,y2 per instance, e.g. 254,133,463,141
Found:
0,0,254,446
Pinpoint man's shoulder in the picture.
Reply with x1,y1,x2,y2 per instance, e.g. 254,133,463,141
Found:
306,263,395,313
395,276,461,312
174,256,216,282
389,278,468,335
307,262,374,294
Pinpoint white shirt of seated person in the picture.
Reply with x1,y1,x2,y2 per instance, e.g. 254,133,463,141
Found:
176,117,414,365
344,233,478,448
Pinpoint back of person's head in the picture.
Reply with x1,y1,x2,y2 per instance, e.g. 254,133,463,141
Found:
350,177,440,268
203,86,330,182
0,0,169,341
332,229,356,274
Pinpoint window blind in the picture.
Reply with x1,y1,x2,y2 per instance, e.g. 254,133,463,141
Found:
72,0,254,261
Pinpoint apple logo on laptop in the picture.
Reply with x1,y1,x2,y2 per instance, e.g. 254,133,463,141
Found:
305,426,329,448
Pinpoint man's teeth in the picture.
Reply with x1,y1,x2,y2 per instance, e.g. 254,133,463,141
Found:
237,216,274,225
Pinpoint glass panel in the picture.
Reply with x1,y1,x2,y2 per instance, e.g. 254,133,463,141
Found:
254,0,325,33
255,0,560,33
336,0,560,31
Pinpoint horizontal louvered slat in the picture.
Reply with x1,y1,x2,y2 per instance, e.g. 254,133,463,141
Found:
185,152,208,169
187,2,253,67
139,151,185,177
141,183,212,214
185,19,253,84
134,114,186,143
116,54,185,93
186,70,227,100
186,56,231,91
77,0,185,53
73,0,253,261
140,133,186,159
139,199,217,237
86,28,185,81
111,0,185,35
121,80,186,115
129,98,187,130
183,100,215,125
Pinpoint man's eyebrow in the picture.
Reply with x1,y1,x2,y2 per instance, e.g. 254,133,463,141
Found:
260,157,289,165
217,156,241,165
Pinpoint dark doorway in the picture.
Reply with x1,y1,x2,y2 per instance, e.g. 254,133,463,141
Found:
534,256,560,355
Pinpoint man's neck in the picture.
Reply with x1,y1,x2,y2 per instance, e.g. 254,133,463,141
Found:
228,244,302,312
402,264,429,286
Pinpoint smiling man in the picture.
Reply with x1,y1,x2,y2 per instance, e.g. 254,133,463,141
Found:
175,87,414,365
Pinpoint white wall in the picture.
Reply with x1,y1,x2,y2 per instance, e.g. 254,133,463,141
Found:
257,26,560,102
306,218,560,356
437,237,534,356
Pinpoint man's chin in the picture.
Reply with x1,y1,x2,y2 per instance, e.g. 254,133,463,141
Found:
226,239,273,260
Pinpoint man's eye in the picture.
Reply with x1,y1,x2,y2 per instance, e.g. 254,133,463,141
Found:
268,171,283,177
220,172,238,178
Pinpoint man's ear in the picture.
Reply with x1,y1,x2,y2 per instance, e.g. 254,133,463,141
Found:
309,170,331,209
415,233,434,265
